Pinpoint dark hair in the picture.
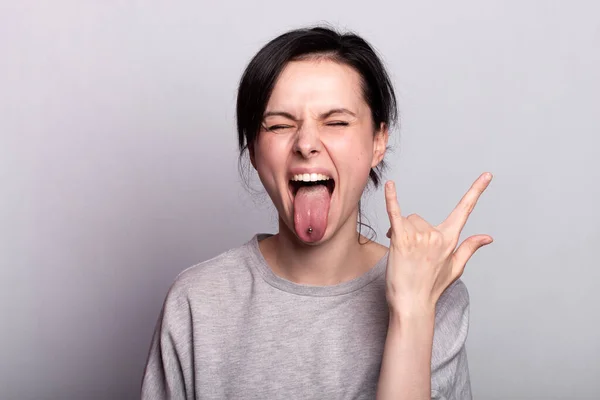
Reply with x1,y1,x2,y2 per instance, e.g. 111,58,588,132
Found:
236,25,399,241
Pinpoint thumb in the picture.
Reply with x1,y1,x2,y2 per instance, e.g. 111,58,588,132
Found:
452,235,493,275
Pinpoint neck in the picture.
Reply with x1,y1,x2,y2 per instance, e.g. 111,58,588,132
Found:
260,208,386,285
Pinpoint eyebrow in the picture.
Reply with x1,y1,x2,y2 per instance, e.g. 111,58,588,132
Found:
262,108,357,120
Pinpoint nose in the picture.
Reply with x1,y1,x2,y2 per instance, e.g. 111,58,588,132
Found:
293,123,322,159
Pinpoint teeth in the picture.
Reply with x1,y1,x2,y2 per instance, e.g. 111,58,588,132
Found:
291,173,331,182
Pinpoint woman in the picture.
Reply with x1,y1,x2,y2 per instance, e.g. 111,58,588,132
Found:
141,26,492,400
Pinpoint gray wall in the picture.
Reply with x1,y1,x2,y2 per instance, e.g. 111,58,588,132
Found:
1,1,598,399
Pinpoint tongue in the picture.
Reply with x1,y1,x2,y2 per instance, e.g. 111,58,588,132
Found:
294,184,331,242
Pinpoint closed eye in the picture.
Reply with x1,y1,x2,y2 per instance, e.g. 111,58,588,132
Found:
327,121,349,127
264,125,293,132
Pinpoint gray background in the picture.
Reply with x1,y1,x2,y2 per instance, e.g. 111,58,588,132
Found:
1,1,599,399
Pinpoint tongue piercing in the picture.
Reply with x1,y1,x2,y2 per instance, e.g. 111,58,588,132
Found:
307,227,313,234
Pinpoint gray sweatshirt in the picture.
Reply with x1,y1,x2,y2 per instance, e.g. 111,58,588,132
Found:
141,234,472,399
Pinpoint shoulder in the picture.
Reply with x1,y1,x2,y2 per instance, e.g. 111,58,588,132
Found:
430,279,472,398
436,278,470,322
432,279,470,365
177,244,251,289
433,278,470,340
161,241,256,313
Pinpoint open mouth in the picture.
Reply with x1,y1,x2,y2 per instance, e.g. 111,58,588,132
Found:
288,173,335,242
289,177,335,197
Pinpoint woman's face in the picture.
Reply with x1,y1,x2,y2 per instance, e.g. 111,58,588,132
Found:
251,59,387,244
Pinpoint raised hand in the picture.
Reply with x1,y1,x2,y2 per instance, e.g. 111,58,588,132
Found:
383,173,493,316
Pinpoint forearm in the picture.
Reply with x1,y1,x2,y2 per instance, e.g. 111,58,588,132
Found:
376,310,435,400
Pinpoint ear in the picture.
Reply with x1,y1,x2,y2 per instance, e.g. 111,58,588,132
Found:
248,143,257,170
371,122,389,168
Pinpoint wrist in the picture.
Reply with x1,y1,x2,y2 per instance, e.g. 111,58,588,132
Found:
387,309,435,343
388,301,436,323
389,310,435,325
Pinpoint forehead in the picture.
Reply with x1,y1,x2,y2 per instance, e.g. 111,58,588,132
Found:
266,59,367,114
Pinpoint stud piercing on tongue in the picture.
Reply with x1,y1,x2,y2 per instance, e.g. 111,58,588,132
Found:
307,227,313,234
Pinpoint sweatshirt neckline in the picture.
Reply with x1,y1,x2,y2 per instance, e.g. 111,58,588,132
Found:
246,233,388,297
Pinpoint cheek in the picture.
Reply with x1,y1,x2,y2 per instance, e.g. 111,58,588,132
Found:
329,133,375,190
254,137,278,170
253,137,288,194
334,132,374,167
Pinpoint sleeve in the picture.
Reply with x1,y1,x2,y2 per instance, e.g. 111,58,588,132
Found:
430,279,472,400
141,283,195,400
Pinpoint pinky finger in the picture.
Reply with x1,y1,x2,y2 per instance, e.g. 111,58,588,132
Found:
384,181,403,234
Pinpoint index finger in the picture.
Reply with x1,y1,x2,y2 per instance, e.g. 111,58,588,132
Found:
438,172,493,236
384,181,403,234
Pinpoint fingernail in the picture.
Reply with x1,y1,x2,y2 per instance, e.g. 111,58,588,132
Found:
484,173,492,181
